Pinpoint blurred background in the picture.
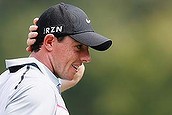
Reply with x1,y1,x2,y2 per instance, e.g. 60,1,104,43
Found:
1,0,172,115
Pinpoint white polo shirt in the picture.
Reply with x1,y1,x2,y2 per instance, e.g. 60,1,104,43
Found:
0,57,69,115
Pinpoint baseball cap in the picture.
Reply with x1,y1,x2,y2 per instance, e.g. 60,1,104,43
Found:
36,2,112,51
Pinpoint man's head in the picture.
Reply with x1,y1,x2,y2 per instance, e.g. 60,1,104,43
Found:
31,2,112,52
30,3,112,80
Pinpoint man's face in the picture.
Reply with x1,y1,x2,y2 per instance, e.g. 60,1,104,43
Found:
51,36,91,80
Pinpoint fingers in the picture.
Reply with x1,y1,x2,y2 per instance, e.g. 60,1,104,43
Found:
26,18,39,52
78,64,85,74
29,25,38,32
29,18,38,32
33,18,39,25
60,64,85,92
30,17,39,31
27,38,36,46
74,63,85,80
26,32,37,52
26,38,36,52
26,26,38,52
28,31,38,39
26,46,32,52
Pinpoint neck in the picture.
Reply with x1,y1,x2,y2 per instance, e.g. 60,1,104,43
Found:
29,51,53,72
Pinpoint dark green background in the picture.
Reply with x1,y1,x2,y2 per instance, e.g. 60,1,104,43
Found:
1,0,172,115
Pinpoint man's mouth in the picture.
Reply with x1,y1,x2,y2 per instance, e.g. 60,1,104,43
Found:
72,64,79,72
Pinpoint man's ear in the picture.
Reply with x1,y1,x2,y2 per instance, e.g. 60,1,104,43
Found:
43,34,55,51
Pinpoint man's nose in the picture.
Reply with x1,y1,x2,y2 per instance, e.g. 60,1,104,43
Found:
80,50,91,63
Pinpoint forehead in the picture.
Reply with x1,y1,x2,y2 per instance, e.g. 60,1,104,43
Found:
57,36,89,50
64,36,85,45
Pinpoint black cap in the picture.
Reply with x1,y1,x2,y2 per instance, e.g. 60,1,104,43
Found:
36,3,112,51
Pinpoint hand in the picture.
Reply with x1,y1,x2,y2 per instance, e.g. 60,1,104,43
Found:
72,63,85,84
26,18,39,52
61,64,85,92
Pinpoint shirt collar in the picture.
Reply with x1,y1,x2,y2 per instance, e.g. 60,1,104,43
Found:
5,57,61,89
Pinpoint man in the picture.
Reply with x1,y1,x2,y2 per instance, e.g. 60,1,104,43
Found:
0,3,112,115
27,18,85,92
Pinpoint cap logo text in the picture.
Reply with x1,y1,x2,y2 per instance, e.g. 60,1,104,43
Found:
43,26,63,34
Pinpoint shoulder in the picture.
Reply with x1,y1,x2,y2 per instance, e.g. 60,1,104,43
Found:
0,70,9,79
14,81,56,108
13,65,56,103
0,70,10,88
6,82,57,114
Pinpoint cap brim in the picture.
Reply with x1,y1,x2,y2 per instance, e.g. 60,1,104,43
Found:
70,32,112,51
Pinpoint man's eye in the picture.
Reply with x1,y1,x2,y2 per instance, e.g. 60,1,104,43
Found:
76,45,82,50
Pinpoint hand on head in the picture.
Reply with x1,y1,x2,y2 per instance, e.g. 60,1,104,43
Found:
26,18,39,52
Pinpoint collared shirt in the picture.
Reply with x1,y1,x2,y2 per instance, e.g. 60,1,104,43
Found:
0,57,69,115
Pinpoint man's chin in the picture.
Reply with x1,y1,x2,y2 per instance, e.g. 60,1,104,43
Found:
61,75,74,80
